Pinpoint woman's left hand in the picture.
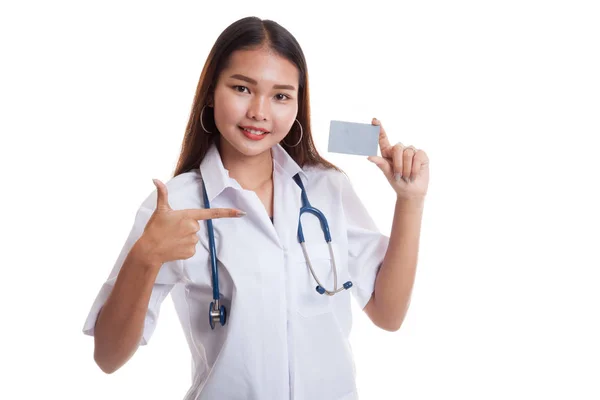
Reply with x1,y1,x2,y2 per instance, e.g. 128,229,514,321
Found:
367,118,430,200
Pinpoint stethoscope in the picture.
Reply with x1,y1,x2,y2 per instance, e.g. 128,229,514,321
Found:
201,173,353,329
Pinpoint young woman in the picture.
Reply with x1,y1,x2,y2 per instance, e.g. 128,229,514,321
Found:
83,16,429,400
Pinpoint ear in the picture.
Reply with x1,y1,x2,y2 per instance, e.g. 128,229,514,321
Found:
206,88,214,107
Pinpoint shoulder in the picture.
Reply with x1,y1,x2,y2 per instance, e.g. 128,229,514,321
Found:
139,169,203,211
302,164,350,191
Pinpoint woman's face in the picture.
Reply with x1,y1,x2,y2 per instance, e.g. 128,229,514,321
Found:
211,47,300,158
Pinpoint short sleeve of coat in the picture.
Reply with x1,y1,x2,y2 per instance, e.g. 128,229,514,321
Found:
341,175,390,310
81,205,183,346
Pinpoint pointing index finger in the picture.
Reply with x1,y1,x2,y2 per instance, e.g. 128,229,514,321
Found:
181,208,246,220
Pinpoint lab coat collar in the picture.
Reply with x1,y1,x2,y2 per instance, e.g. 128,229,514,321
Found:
271,142,308,183
199,142,307,203
198,143,237,203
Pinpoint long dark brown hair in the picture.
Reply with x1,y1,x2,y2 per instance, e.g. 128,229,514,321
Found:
173,16,342,177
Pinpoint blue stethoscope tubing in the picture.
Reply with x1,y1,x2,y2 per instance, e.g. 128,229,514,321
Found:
292,174,353,296
201,173,352,329
201,179,227,329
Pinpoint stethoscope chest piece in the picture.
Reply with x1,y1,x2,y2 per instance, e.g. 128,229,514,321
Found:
209,300,227,329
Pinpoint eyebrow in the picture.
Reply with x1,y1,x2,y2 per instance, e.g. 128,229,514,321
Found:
229,74,296,91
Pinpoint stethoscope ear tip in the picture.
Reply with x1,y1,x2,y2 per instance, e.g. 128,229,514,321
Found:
316,281,353,295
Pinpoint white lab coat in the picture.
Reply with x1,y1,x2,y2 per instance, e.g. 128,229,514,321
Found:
83,143,390,399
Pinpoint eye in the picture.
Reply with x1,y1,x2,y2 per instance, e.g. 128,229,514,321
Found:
233,85,249,93
275,93,291,101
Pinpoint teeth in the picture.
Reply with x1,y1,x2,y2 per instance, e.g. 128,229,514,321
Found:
241,128,268,135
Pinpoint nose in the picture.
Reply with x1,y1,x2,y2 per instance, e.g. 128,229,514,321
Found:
246,96,270,121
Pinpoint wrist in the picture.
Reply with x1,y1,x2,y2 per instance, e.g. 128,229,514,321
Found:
396,194,426,206
132,236,163,272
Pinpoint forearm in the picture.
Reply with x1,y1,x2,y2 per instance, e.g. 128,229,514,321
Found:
93,237,161,374
373,196,425,331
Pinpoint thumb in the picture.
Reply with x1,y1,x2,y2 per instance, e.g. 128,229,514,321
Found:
367,156,393,179
152,179,172,211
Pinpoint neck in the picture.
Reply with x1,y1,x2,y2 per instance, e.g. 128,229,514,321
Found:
218,141,273,190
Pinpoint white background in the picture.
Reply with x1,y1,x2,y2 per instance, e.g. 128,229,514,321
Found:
1,0,599,399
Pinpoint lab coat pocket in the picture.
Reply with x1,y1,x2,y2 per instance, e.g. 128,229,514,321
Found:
291,241,341,318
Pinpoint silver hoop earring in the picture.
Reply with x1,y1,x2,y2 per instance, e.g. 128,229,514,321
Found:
200,105,212,134
283,119,303,147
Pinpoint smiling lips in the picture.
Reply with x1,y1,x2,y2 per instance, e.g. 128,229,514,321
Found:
239,125,270,140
